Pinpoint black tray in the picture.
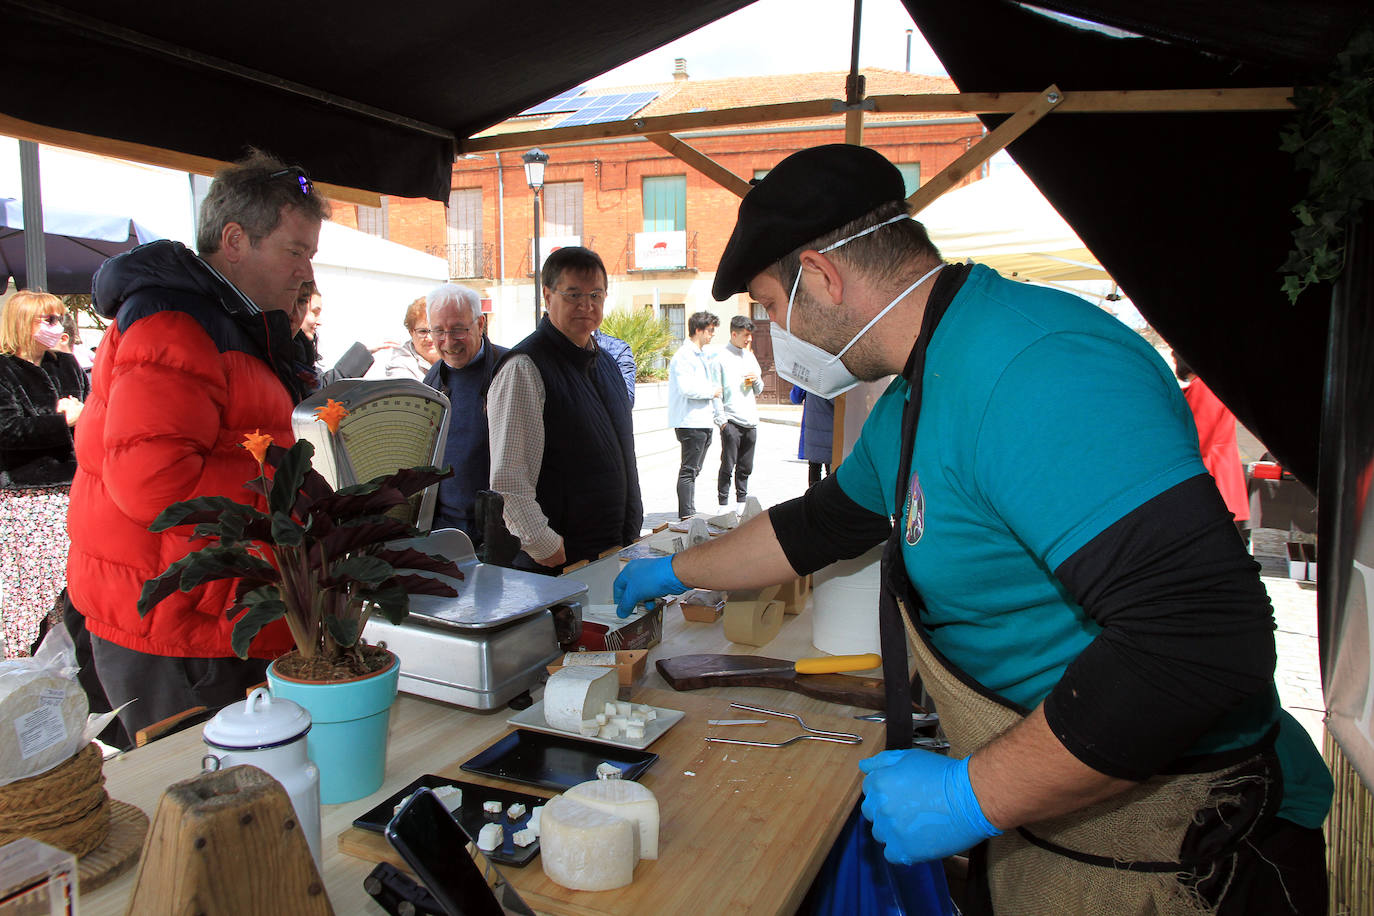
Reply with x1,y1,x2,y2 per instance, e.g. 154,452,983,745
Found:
460,728,658,792
352,775,550,867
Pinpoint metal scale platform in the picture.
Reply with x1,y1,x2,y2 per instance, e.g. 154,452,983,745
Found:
293,380,584,710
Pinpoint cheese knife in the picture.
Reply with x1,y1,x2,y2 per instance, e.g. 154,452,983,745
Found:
656,653,924,711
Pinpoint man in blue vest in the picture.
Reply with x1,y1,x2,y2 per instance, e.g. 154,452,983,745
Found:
422,283,506,545
487,247,642,573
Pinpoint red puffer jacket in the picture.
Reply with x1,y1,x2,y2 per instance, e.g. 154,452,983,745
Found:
68,241,307,658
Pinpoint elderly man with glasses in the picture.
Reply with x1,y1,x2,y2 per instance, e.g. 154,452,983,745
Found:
486,246,642,573
67,150,329,741
421,283,507,545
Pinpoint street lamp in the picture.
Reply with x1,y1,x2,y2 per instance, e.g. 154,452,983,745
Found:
522,148,549,326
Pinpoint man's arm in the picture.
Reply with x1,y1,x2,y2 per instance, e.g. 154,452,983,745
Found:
487,356,563,564
670,348,721,401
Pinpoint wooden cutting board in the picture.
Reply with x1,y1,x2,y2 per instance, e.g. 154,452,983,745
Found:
337,687,881,916
656,653,901,710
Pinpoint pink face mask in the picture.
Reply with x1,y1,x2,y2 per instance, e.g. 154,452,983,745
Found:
33,318,65,350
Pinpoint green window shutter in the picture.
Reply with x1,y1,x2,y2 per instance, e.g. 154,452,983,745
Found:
643,175,686,232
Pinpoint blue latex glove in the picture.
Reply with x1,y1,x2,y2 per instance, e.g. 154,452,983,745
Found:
859,749,1002,865
613,557,685,618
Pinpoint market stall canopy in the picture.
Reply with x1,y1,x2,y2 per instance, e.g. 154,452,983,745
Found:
0,198,161,294
1,0,1365,484
918,168,1109,286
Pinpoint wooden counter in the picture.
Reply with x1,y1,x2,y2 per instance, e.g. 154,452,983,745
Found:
79,576,883,915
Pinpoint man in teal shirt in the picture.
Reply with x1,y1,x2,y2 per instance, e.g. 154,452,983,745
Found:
615,145,1330,914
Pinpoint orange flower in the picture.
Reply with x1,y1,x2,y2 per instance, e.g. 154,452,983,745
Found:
241,430,273,465
314,398,350,434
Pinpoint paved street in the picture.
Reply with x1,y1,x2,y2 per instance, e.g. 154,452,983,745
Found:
630,407,1326,750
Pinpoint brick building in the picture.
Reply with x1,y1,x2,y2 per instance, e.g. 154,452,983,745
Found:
345,66,982,383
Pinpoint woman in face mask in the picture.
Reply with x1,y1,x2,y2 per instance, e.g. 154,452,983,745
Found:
0,291,89,658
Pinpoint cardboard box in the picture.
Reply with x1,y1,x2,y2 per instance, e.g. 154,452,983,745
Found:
678,589,727,623
546,649,648,686
575,603,663,652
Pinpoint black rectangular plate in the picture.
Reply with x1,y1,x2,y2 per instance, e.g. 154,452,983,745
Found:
353,775,550,867
460,728,658,792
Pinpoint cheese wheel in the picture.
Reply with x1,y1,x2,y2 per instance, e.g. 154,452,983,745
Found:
544,666,619,733
539,796,637,891
564,778,660,859
0,669,88,787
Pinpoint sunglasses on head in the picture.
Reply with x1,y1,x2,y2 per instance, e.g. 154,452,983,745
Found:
268,166,313,197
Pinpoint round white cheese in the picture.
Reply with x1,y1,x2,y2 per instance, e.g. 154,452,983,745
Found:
544,666,619,733
539,795,637,891
564,778,660,860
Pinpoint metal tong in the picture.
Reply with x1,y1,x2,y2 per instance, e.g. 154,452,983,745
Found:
705,702,863,748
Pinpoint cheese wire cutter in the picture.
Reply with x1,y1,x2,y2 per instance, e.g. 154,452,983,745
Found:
704,702,863,748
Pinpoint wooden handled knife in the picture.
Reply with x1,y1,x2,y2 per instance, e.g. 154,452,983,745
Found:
655,653,921,711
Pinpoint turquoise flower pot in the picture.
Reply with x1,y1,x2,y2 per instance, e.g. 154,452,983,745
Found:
267,652,400,804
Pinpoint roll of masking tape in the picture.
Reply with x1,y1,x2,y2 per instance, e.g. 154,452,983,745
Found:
724,596,784,647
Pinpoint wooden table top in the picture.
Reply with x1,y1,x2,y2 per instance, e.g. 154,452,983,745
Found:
79,566,884,916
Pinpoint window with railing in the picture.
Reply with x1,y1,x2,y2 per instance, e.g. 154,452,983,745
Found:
543,182,583,237
642,175,686,232
433,188,492,277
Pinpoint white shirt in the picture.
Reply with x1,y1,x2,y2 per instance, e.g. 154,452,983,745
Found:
715,343,763,427
666,340,722,429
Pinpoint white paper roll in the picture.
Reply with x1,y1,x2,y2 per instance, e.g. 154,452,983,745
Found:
810,545,883,655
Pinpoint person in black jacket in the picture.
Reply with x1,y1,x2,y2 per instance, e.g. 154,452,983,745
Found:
0,291,88,657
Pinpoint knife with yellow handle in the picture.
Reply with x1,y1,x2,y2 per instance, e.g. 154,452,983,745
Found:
793,653,881,675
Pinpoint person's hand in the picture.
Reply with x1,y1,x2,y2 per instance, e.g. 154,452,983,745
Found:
613,557,685,618
57,397,83,427
712,387,723,399
535,543,567,570
369,340,401,353
859,750,1001,865
742,375,756,389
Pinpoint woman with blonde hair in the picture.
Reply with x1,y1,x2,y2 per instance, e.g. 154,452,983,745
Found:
0,291,88,657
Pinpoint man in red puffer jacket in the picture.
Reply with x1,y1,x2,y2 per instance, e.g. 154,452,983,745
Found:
67,150,329,738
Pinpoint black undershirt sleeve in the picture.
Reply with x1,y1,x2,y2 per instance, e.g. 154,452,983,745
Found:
1045,473,1277,781
769,473,893,576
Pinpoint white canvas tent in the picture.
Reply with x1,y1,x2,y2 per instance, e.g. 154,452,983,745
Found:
918,166,1110,285
276,221,449,367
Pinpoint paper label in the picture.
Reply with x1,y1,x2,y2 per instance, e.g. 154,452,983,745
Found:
40,687,66,705
15,704,68,760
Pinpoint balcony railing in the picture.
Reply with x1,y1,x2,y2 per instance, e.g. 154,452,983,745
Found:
427,242,496,280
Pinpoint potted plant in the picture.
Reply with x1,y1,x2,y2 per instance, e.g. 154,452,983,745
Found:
137,399,463,802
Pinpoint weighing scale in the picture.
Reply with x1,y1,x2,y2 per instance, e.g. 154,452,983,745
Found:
294,381,586,710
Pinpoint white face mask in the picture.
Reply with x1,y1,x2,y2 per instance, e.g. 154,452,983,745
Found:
771,215,942,399
33,319,65,350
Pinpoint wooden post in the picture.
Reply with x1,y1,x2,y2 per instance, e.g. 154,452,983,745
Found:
126,765,332,915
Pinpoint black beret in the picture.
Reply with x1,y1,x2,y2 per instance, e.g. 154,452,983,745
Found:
712,144,906,300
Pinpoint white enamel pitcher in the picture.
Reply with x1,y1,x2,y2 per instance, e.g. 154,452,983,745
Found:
202,687,322,865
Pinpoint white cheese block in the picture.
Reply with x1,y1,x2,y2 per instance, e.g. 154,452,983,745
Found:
544,667,620,733
432,785,463,812
539,796,638,891
595,762,622,780
512,827,537,847
564,778,660,859
477,823,504,851
507,802,527,821
527,805,544,836
483,800,503,815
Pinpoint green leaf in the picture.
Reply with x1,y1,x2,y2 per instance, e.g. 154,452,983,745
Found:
373,547,465,579
369,465,452,499
360,581,410,625
178,546,278,591
389,573,460,598
230,591,288,659
149,496,263,533
137,554,198,616
324,615,360,649
327,554,395,588
267,440,315,516
271,511,307,547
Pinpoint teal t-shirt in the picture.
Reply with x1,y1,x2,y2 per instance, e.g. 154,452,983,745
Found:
836,265,1331,827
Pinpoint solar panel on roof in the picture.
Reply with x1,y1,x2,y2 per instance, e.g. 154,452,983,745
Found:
557,91,659,127
521,85,591,116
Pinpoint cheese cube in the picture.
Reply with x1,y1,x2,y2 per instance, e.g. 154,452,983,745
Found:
477,823,503,851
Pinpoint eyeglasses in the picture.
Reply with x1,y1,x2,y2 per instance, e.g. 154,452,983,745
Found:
555,289,607,305
268,166,313,197
412,327,433,338
431,326,475,340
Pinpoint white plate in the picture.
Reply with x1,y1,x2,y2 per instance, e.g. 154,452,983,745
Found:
507,700,684,750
